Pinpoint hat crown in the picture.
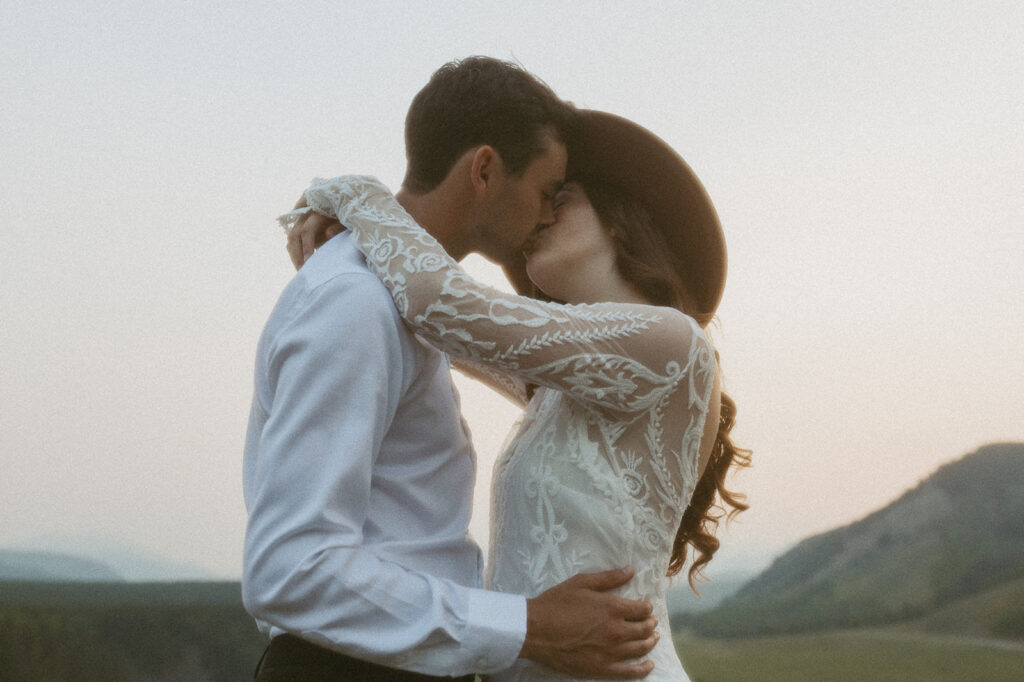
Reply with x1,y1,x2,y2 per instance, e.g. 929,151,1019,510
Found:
567,110,726,317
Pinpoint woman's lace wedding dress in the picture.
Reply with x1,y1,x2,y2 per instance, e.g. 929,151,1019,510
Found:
289,176,717,681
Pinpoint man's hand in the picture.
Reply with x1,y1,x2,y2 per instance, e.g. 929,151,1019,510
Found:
287,194,345,270
521,567,658,679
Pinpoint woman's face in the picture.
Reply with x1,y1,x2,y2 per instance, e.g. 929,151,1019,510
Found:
522,182,618,301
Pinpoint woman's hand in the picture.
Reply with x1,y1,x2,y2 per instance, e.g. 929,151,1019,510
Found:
286,193,345,270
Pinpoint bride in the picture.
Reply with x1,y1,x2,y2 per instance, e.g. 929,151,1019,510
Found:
283,110,750,681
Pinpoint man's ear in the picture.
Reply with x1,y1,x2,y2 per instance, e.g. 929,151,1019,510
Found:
469,145,501,195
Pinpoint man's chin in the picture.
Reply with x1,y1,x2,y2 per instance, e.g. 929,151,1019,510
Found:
498,251,534,296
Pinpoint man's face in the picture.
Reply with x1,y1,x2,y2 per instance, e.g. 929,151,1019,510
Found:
475,130,568,263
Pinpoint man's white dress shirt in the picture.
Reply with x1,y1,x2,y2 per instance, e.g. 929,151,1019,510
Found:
242,233,527,677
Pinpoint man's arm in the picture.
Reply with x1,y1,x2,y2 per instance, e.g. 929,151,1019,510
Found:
244,274,525,676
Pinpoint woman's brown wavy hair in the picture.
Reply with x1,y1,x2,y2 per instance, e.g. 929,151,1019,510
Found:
579,177,753,591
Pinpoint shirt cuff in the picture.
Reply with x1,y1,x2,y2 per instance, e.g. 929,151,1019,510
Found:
463,588,527,673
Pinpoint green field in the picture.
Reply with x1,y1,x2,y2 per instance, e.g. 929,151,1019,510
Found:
676,629,1024,682
0,582,266,682
3,581,1023,681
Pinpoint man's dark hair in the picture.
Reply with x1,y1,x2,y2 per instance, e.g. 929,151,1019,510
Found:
402,56,575,193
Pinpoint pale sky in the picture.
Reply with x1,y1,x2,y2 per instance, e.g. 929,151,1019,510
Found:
2,1,1022,579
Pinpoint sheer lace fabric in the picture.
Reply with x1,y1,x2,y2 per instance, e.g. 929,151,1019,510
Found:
294,176,716,681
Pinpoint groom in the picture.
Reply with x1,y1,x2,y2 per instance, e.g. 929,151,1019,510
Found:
243,57,658,680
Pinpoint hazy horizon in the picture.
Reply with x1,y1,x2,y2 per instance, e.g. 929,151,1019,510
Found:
5,440,1020,582
2,1,1022,580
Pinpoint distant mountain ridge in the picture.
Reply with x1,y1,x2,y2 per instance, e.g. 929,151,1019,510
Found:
684,442,1024,637
0,550,122,582
1,537,220,582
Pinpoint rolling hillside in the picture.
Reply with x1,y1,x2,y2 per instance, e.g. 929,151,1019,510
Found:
683,442,1024,637
905,573,1024,640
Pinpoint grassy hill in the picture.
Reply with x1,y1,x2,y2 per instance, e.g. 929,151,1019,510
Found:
902,574,1024,640
0,582,266,682
676,627,1024,682
681,442,1024,637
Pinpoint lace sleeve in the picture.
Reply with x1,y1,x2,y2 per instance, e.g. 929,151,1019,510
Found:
300,175,712,416
449,356,530,408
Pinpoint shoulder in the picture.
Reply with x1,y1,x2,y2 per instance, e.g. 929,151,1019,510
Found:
665,307,715,365
263,235,408,357
293,234,401,326
626,304,709,349
627,304,717,380
302,234,392,297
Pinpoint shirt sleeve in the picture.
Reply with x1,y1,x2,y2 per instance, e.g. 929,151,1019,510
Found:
242,271,526,676
296,175,713,420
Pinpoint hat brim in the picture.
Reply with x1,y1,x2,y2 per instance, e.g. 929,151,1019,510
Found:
503,110,726,316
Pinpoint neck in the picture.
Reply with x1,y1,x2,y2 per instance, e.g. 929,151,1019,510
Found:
396,185,474,261
557,259,650,306
572,284,649,307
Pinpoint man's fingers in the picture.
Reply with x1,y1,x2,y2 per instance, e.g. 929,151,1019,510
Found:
602,660,655,680
614,596,654,622
573,566,635,591
612,629,659,661
523,568,663,680
619,617,658,640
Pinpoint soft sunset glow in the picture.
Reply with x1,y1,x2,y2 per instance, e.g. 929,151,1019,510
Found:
2,1,1021,577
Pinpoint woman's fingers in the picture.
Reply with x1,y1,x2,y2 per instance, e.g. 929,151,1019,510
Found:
286,212,345,269
286,212,309,270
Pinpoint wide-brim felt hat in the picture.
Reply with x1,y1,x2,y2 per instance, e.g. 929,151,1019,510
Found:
504,109,727,317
